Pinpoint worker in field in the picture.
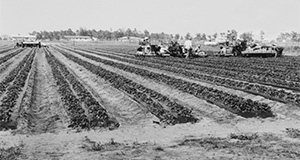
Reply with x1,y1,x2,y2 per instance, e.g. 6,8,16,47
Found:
138,37,151,55
170,38,179,46
141,37,150,46
184,37,193,58
194,45,201,53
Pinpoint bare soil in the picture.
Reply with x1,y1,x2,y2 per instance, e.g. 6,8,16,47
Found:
0,45,300,160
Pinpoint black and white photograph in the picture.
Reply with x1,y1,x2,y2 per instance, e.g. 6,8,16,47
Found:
0,0,300,159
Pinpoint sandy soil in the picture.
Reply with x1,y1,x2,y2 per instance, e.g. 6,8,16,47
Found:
50,48,157,126
21,49,69,134
0,46,300,160
59,48,242,124
63,48,300,119
1,117,300,159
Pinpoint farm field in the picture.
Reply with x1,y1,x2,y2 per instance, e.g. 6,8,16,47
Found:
1,41,300,159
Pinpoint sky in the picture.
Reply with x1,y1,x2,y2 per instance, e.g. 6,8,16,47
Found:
1,0,299,40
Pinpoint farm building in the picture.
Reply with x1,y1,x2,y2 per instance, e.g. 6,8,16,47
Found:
12,35,36,41
118,36,143,43
64,36,97,41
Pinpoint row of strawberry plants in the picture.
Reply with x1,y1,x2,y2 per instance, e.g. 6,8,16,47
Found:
53,47,198,125
0,47,16,54
0,48,25,65
92,47,300,89
0,48,36,128
84,47,300,92
17,50,38,131
76,48,300,106
45,48,90,129
57,46,274,118
0,49,31,96
97,46,300,71
45,48,119,130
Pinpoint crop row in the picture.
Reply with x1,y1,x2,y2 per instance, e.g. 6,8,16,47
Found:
17,51,38,131
150,56,300,83
0,48,36,126
45,48,119,130
91,47,300,90
57,46,274,118
76,48,300,106
0,48,25,65
45,49,89,129
97,46,300,71
0,50,32,96
0,47,15,54
53,47,199,125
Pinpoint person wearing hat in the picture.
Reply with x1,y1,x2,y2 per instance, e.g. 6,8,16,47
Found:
140,37,151,55
142,37,150,45
184,37,193,58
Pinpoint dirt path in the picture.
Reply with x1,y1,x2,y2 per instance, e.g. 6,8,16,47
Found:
1,117,300,160
50,48,157,127
24,48,68,134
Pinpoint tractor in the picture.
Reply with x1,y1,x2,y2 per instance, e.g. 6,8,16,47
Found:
136,44,170,57
216,40,284,57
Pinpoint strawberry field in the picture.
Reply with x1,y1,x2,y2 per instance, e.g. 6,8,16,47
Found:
1,42,300,132
1,42,300,159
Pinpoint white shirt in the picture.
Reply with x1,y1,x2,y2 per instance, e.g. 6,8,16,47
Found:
184,40,192,49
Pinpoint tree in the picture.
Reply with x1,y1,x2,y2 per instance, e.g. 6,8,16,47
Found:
144,30,150,37
260,30,265,42
207,35,212,41
194,33,207,41
195,33,202,41
185,33,191,40
239,32,254,42
175,34,180,40
114,29,125,39
290,31,300,42
66,28,75,36
212,33,218,41
36,32,43,39
276,32,291,42
125,28,133,37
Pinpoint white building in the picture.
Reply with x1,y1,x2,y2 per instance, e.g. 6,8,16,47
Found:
118,36,143,43
12,35,36,41
64,36,96,41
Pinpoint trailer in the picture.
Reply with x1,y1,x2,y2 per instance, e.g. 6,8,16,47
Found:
21,41,41,48
216,40,284,58
241,45,284,57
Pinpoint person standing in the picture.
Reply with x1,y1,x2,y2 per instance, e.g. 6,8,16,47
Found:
184,37,193,58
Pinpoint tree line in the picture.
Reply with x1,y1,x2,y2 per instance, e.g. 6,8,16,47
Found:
29,28,216,41
26,28,300,43
29,28,176,41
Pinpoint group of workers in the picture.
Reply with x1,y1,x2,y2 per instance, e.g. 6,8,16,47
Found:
140,36,201,58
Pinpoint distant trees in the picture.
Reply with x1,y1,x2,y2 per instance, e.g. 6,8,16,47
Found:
260,31,265,42
185,33,192,40
194,33,207,41
276,31,300,42
239,32,254,42
30,28,178,41
175,34,180,40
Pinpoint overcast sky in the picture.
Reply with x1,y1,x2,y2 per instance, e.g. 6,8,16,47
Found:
1,0,299,40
